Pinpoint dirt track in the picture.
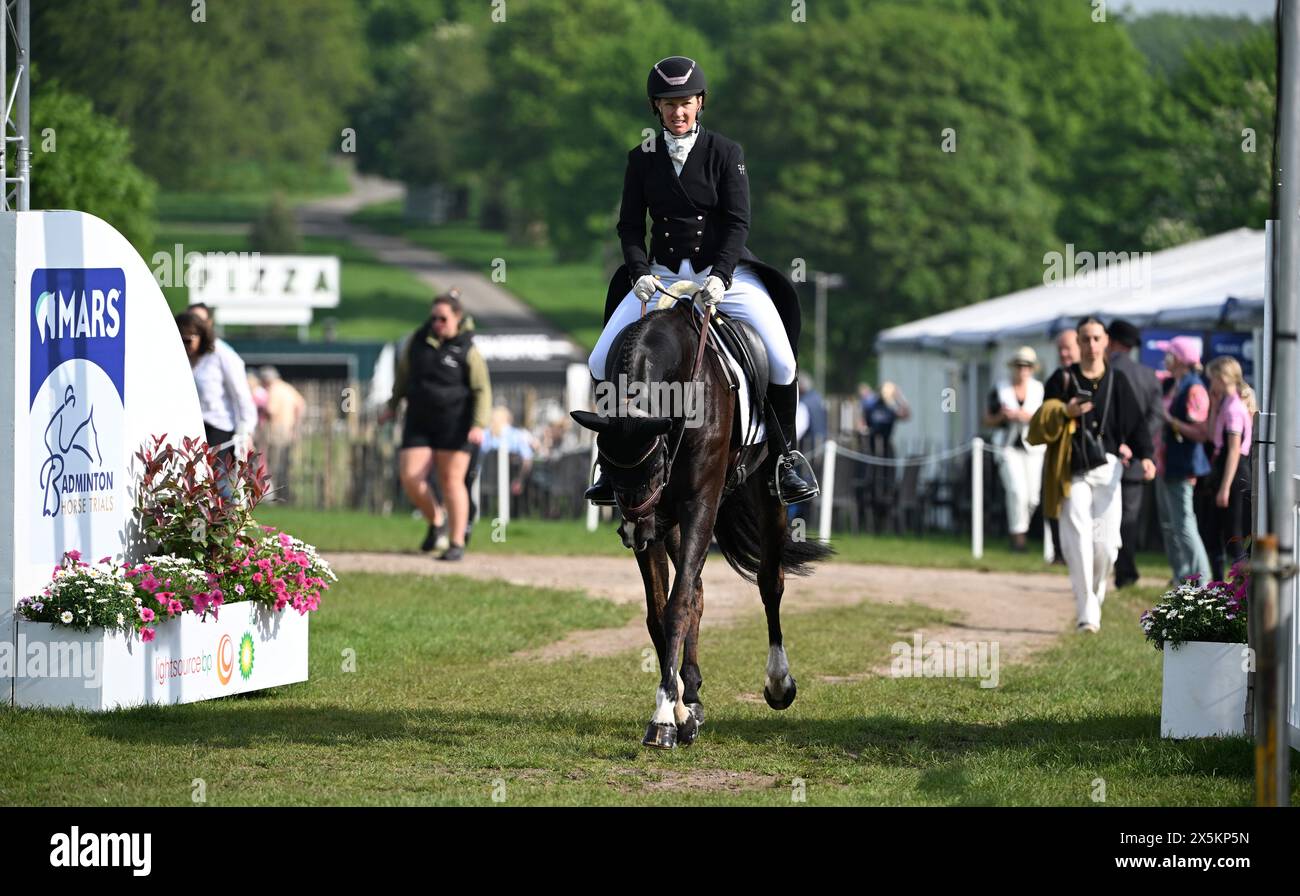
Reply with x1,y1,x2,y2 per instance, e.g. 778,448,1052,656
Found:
327,551,1086,669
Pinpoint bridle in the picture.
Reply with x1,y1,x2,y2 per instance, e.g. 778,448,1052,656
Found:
600,285,715,527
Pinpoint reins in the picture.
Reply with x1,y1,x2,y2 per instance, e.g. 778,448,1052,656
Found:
606,284,714,524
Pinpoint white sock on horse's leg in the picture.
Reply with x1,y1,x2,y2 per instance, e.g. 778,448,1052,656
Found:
766,644,793,698
673,672,691,725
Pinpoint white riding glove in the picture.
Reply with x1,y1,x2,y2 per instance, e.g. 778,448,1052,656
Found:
701,275,727,307
633,274,665,303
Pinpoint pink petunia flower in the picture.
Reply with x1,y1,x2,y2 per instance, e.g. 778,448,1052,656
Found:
139,607,155,622
141,627,156,642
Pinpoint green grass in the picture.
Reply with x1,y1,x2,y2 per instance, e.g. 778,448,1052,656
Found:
156,164,352,223
151,226,431,342
1,576,1284,806
253,507,1173,579
351,202,608,348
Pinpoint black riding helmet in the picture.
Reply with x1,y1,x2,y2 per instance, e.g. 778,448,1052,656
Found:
647,55,707,119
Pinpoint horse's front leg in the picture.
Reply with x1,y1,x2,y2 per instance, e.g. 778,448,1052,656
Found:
644,501,717,749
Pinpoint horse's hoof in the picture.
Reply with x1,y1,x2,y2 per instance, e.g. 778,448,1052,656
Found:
763,676,797,711
686,702,704,725
678,714,698,746
643,722,677,749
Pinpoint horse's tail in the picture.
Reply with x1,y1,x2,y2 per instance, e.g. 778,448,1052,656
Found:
712,483,835,584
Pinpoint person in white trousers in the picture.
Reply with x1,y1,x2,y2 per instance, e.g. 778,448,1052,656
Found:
1043,318,1156,633
984,347,1046,553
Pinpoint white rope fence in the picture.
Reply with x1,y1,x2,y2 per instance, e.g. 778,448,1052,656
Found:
579,434,1053,561
814,436,1054,560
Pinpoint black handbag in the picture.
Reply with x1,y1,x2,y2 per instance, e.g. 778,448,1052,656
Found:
1067,367,1114,476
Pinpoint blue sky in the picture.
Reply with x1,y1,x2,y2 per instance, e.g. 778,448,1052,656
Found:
1117,0,1274,19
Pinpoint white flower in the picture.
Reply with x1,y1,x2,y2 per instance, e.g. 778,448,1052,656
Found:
60,611,73,624
116,614,124,625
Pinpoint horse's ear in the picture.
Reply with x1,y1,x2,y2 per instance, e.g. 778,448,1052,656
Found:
571,410,615,433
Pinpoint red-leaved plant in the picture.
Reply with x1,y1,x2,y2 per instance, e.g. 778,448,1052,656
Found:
134,434,270,566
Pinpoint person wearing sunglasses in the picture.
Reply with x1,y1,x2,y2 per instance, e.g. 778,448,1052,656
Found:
386,289,491,561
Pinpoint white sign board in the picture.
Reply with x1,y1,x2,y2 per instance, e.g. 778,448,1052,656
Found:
0,211,206,706
188,254,339,327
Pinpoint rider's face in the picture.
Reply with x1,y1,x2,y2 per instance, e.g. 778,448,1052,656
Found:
655,95,702,135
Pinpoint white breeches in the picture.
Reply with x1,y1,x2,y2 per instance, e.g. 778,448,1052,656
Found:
996,445,1045,535
588,260,797,385
1058,454,1123,628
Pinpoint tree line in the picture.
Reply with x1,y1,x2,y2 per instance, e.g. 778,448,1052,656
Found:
26,0,1275,386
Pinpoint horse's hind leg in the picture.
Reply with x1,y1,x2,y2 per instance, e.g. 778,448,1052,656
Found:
757,481,797,710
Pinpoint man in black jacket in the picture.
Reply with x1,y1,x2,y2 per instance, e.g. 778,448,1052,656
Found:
585,55,816,506
1106,319,1164,589
1043,317,1156,632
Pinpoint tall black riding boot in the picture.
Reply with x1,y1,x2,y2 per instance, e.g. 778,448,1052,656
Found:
584,373,616,505
767,379,819,505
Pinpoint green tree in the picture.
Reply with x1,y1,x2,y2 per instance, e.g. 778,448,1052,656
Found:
1124,12,1267,76
34,0,367,190
478,0,717,260
30,83,156,253
1146,27,1276,244
726,5,1057,387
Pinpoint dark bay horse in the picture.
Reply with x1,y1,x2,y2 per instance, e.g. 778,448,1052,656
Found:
572,289,833,748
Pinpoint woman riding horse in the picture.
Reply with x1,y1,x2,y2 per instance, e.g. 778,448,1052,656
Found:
586,55,818,506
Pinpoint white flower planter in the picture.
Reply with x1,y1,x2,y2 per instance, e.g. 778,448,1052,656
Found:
1160,640,1248,739
13,601,308,711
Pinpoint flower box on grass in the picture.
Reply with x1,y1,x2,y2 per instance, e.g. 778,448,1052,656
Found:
1159,640,1248,739
1142,561,1251,740
15,600,307,711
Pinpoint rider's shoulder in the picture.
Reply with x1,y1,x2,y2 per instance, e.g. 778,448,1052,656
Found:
706,129,743,158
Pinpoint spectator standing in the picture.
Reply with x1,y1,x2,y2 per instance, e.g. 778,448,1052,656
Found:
175,310,258,478
260,366,306,504
480,406,536,501
1155,337,1212,583
1179,356,1255,582
860,381,911,531
1106,319,1164,588
1043,317,1155,633
983,347,1045,553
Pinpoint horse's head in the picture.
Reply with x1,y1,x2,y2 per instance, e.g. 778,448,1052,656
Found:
572,410,673,550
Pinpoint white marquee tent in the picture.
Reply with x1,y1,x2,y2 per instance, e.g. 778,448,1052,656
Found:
874,228,1266,451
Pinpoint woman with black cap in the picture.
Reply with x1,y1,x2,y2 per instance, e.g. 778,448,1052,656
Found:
585,55,817,506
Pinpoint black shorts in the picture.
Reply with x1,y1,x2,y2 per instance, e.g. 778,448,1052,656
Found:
401,419,473,452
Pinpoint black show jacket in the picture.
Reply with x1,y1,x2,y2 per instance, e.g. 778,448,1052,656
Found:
618,127,753,289
606,126,803,355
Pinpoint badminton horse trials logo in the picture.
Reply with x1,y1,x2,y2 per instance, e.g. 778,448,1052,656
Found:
39,384,104,516
28,269,126,557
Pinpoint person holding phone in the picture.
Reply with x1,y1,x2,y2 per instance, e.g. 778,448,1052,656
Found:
1042,316,1156,633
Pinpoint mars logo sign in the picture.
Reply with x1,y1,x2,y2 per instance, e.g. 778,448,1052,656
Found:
216,634,234,685
27,268,127,564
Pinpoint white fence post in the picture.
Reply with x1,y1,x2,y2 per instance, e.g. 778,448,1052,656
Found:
819,440,837,543
470,453,482,524
972,437,984,559
586,440,599,532
496,445,510,526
